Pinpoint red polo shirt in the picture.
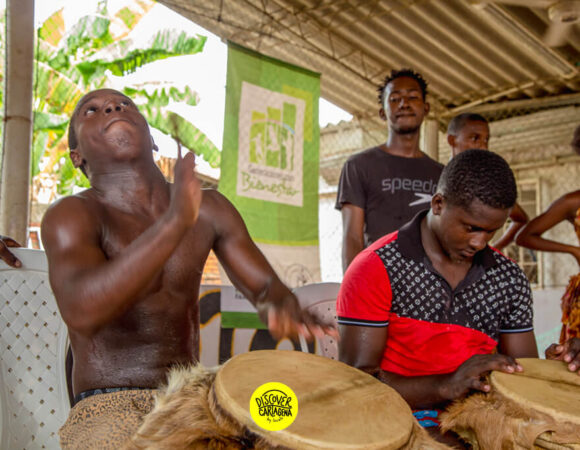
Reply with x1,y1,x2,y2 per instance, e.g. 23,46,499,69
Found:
337,211,534,376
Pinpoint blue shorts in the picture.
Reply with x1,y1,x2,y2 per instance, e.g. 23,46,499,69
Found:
412,409,441,428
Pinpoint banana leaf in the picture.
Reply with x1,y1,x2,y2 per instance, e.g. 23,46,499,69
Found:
31,132,49,178
147,110,221,167
56,154,90,196
124,85,199,117
38,8,65,47
65,14,113,55
76,31,206,85
34,62,84,115
33,111,69,133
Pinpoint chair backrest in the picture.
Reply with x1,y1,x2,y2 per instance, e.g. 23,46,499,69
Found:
0,248,70,450
293,282,340,360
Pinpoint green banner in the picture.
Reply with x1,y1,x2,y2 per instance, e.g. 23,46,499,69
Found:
219,43,320,247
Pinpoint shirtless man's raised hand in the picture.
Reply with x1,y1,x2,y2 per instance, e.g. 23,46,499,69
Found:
41,89,335,404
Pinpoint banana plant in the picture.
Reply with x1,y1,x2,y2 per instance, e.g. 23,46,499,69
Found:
28,0,220,197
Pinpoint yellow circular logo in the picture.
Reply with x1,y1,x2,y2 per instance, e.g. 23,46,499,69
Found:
249,382,298,431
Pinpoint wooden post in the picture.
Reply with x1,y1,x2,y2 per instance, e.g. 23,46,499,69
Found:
0,0,35,244
422,119,439,162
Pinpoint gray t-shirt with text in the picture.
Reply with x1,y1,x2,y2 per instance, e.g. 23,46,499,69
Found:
335,146,443,245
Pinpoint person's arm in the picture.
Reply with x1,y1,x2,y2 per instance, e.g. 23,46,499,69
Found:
493,202,528,251
516,191,580,265
545,338,580,375
341,204,365,273
0,235,22,267
498,331,539,358
336,156,367,273
339,323,523,409
41,151,202,336
208,191,336,341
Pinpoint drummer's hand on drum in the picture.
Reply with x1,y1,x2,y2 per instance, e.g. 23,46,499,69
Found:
444,353,523,400
262,294,339,341
0,235,22,268
545,338,580,375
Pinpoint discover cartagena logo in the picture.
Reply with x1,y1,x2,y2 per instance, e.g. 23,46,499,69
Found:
249,382,298,431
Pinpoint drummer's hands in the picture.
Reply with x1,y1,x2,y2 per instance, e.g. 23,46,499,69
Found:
545,338,580,375
262,293,338,342
443,354,523,400
170,146,202,229
0,235,22,268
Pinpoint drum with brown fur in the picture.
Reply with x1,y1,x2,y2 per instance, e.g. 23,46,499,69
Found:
128,350,449,449
440,358,580,449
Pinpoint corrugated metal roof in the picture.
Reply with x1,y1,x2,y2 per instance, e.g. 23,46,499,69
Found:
158,0,579,127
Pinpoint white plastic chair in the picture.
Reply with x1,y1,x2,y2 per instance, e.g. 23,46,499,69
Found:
293,282,340,360
0,248,70,449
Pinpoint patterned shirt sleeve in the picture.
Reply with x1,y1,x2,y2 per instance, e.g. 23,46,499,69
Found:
335,156,366,210
336,249,392,327
499,263,534,333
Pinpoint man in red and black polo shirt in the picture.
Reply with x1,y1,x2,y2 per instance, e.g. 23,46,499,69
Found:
337,149,539,442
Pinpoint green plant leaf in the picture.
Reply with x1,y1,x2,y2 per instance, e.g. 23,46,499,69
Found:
31,131,49,178
66,14,113,55
147,110,221,167
38,8,65,47
34,62,84,115
75,31,206,85
123,85,199,115
56,154,90,196
33,111,69,133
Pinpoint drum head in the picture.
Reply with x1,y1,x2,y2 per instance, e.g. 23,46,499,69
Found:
490,358,580,426
213,350,414,449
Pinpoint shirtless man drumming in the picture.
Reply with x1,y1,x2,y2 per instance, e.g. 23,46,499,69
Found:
40,89,335,448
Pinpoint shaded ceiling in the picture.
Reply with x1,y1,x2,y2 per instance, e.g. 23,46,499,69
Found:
158,0,580,128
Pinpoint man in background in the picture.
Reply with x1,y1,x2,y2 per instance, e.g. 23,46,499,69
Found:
336,68,443,272
447,112,528,250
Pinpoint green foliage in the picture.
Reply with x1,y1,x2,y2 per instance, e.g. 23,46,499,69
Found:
124,85,199,112
76,32,207,85
22,1,221,197
117,7,138,29
31,132,49,179
123,84,220,168
149,110,221,167
56,153,91,195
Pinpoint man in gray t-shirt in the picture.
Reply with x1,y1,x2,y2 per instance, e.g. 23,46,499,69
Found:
336,68,443,273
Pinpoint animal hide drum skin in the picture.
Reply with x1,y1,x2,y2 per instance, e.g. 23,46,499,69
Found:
440,390,580,449
127,364,450,450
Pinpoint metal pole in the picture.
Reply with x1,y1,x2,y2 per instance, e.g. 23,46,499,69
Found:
0,0,35,244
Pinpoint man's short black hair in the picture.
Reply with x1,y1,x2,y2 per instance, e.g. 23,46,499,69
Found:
68,111,79,151
377,68,428,104
68,106,86,176
437,149,516,210
447,112,488,136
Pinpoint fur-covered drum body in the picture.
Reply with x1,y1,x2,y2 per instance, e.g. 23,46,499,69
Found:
130,350,448,449
440,358,580,450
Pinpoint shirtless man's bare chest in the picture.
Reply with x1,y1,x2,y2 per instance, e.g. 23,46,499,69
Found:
70,190,217,394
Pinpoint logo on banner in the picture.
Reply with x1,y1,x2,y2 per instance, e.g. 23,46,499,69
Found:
238,82,305,207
